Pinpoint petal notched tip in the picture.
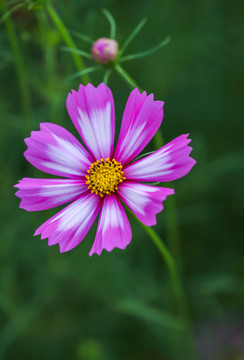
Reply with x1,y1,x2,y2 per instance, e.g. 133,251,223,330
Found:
88,241,130,257
67,82,110,97
66,82,115,161
32,193,100,253
88,195,132,257
33,229,39,237
118,183,175,228
114,88,164,165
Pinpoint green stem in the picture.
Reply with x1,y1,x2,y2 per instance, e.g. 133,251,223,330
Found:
37,10,61,124
115,64,141,90
164,196,182,268
116,65,181,265
118,67,190,353
0,0,32,130
45,2,90,85
153,132,182,268
139,221,188,320
134,216,194,357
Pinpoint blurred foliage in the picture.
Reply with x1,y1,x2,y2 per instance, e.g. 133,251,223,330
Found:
0,0,244,359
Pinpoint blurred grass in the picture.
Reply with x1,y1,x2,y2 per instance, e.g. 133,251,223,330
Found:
0,0,244,359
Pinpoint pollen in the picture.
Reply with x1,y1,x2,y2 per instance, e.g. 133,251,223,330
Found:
86,158,126,197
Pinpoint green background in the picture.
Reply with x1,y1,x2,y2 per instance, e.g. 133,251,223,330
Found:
0,0,244,359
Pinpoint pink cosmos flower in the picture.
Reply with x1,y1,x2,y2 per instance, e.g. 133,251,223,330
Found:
15,83,196,256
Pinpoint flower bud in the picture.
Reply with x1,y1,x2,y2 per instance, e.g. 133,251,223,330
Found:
91,38,119,65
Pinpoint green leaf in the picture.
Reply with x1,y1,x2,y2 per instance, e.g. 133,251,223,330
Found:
116,299,186,331
0,2,25,24
120,36,171,62
70,30,94,45
102,8,116,39
103,69,112,85
189,273,244,296
64,66,101,82
120,18,147,55
115,64,141,90
61,46,92,59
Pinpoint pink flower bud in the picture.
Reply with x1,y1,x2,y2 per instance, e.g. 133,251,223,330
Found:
91,38,119,65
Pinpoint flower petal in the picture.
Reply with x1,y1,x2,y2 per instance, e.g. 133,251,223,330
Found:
118,182,174,226
66,83,115,160
24,123,93,178
114,88,164,165
15,178,87,211
34,193,101,253
89,195,132,256
124,134,196,182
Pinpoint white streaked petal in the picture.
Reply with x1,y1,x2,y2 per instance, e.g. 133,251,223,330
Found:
89,195,132,256
124,134,196,182
118,182,174,226
24,122,93,178
66,83,115,160
15,178,88,211
34,193,101,252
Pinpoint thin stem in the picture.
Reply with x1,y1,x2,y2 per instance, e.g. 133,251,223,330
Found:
115,64,141,90
103,69,112,85
120,36,171,62
70,30,94,45
45,2,90,85
61,46,92,59
64,66,100,83
116,66,182,267
154,135,182,266
120,17,147,55
118,69,189,354
153,132,182,268
0,0,32,130
102,8,116,39
37,10,58,123
139,222,188,320
164,196,182,268
135,217,195,357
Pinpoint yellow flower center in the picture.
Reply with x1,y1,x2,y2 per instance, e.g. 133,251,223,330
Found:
86,158,126,197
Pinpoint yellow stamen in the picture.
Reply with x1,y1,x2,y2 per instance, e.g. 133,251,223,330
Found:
86,158,126,197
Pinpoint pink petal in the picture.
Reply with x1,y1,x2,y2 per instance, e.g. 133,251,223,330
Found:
114,88,164,165
66,83,115,160
118,182,174,226
89,195,132,256
124,134,196,182
24,123,93,178
34,193,101,253
15,178,87,211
